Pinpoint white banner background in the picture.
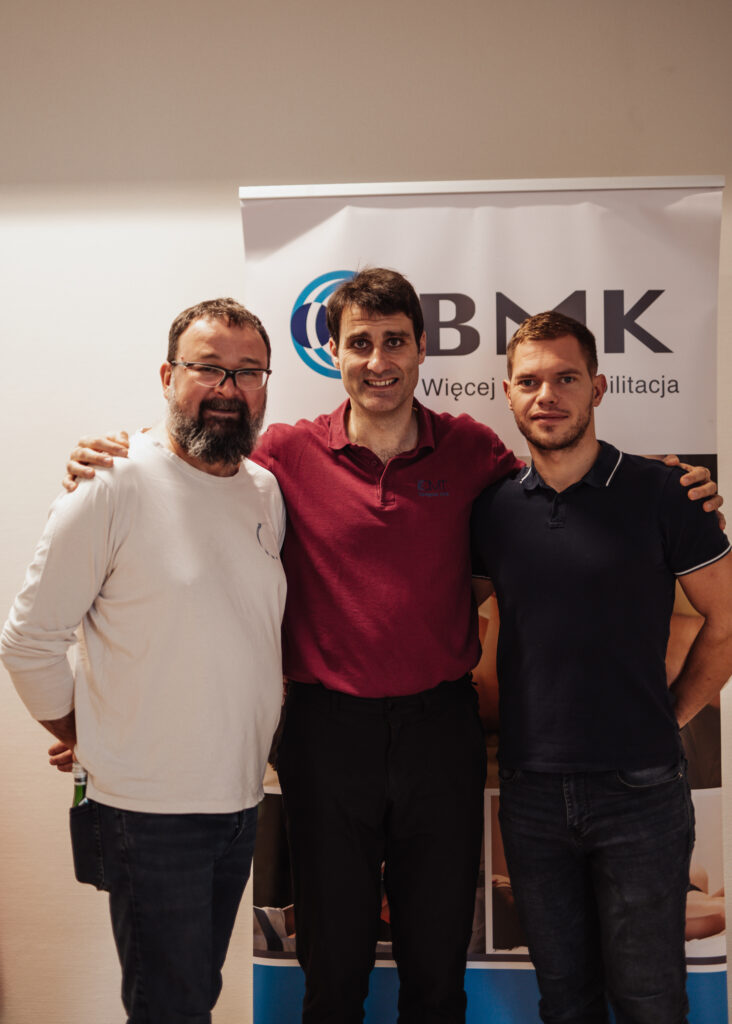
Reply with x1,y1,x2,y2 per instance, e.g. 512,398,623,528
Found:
241,180,722,456
241,178,726,1022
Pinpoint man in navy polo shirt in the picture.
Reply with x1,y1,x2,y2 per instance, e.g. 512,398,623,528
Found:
471,311,732,1024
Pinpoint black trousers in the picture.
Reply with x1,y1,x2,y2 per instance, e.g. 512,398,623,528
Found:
277,678,487,1024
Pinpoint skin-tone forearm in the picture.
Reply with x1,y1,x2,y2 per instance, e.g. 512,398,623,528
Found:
670,554,732,728
670,623,732,728
39,709,77,751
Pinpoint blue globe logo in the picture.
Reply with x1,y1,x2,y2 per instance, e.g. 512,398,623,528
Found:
290,271,354,378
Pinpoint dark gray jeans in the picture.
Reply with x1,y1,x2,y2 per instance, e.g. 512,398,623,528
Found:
498,762,695,1024
90,799,257,1023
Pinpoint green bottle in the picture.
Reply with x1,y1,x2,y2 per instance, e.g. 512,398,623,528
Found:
72,761,88,807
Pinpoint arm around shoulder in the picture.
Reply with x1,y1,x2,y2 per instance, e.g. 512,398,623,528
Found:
64,431,130,492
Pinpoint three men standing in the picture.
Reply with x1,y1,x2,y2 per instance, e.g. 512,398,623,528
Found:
10,273,729,1024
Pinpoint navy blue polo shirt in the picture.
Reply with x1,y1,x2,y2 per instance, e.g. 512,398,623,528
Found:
471,441,730,772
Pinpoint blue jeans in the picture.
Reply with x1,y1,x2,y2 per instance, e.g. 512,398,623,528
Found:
91,800,258,1024
498,764,694,1024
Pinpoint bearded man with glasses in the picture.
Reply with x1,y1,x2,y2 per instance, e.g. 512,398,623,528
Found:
1,298,286,1024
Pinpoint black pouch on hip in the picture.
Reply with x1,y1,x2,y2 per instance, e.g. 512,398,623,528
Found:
69,800,106,889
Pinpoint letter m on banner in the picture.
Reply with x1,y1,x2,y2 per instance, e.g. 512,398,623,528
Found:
496,291,587,353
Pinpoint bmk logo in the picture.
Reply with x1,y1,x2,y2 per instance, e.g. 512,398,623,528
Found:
290,272,673,383
290,271,354,379
417,478,449,497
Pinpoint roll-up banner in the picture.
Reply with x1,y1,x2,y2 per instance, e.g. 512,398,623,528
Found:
241,178,726,1023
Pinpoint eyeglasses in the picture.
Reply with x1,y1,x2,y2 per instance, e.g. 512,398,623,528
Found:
170,360,272,391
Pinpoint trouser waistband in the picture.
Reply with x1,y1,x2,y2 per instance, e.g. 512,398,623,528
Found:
285,675,473,714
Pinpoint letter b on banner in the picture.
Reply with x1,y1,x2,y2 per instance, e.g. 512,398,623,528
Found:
422,294,480,356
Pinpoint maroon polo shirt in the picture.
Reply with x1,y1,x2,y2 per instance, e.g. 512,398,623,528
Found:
252,400,520,698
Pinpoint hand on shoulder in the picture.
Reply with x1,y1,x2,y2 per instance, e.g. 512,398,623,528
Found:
64,431,130,492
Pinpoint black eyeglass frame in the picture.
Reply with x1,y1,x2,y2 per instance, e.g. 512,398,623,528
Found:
169,360,272,390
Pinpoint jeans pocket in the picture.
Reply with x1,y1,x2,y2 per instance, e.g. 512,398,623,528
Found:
616,760,684,789
69,800,106,889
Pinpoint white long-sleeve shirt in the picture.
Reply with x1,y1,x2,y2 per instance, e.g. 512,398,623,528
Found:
1,432,287,813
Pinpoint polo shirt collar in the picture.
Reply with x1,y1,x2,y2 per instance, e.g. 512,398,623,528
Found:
327,400,352,450
519,440,623,492
327,399,436,454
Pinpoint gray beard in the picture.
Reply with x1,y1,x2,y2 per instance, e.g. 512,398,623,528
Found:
167,387,265,466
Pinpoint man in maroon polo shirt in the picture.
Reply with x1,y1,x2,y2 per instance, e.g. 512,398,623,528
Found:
254,269,520,1024
62,271,721,1024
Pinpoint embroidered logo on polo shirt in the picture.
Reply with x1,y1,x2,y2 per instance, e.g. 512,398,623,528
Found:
417,478,449,497
257,523,280,560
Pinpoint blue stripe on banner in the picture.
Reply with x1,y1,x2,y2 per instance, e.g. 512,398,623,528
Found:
253,964,728,1023
686,971,728,1024
464,969,540,1022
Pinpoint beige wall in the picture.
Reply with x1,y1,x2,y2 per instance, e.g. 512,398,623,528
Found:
1,0,731,1021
